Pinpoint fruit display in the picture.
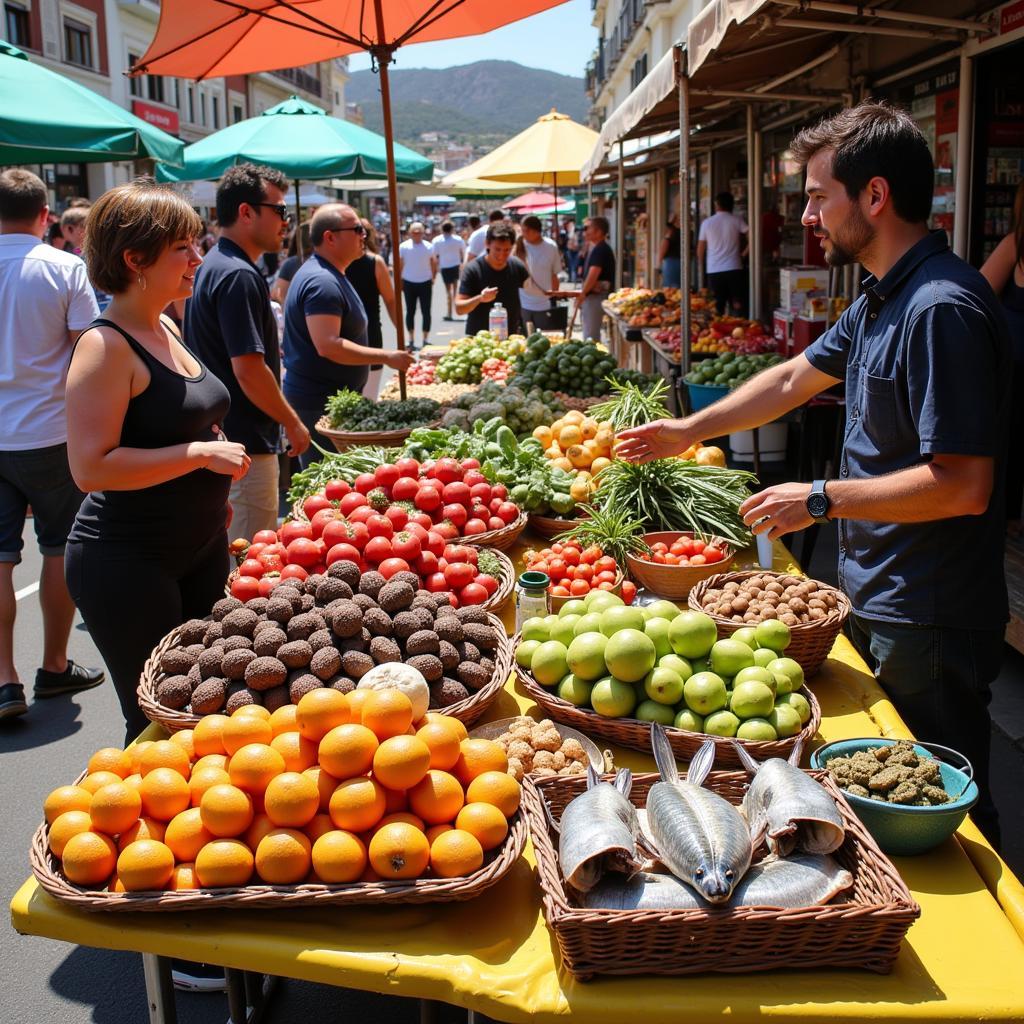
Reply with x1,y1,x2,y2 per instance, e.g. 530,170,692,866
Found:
696,573,841,627
699,317,777,355
648,326,685,360
512,335,660,398
605,287,682,327
406,361,437,385
436,331,526,384
42,697,519,891
324,390,441,433
533,410,614,501
437,380,566,437
634,534,730,568
379,377,478,404
684,351,785,389
485,717,593,781
516,601,811,743
521,539,634,604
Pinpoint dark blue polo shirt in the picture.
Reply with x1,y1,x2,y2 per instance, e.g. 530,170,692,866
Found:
804,231,1011,629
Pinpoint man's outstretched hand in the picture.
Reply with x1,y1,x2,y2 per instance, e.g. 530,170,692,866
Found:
615,419,696,463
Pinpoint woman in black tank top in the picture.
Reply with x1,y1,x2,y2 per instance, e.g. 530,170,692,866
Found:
346,218,397,399
64,180,251,741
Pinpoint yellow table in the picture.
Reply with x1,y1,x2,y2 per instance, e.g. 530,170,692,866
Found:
12,539,1024,1023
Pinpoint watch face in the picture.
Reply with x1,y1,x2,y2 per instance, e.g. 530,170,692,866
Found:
807,492,829,518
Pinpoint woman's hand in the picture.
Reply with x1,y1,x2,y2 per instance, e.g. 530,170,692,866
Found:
615,419,697,463
385,349,416,372
191,440,251,480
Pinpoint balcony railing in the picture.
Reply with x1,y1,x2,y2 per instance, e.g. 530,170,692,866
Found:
271,65,322,98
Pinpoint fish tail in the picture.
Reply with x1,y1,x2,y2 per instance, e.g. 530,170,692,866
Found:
650,723,679,782
614,768,632,797
788,736,806,767
732,740,761,776
686,738,716,787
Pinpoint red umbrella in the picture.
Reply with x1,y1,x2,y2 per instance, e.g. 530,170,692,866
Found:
504,191,559,211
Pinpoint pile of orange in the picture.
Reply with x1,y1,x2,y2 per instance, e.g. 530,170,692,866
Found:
44,689,519,892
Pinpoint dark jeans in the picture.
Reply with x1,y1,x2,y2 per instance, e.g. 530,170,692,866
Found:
707,268,746,315
403,279,433,337
848,613,1002,846
66,530,229,743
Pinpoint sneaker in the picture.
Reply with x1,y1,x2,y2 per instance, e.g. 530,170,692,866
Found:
0,683,28,721
171,961,227,993
34,660,105,698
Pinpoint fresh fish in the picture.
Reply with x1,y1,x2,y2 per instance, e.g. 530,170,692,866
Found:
558,765,641,892
581,854,852,911
734,742,845,856
645,725,753,904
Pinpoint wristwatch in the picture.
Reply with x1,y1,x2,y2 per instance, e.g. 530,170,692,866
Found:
806,480,831,524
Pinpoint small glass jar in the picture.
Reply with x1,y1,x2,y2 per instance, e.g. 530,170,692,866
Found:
515,571,550,631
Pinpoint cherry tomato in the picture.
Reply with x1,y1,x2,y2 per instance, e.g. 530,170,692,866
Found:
378,557,411,579
230,575,261,601
569,579,590,596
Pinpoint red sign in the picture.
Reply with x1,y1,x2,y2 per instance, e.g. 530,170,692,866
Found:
131,100,179,135
1001,0,1024,34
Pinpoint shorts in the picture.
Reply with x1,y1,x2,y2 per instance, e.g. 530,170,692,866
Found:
441,265,460,286
0,443,84,564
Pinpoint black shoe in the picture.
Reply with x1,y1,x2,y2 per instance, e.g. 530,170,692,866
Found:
0,683,28,721
34,660,104,698
171,960,227,993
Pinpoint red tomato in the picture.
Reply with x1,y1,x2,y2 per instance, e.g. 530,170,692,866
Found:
547,558,566,580
366,514,394,540
463,519,488,536
430,458,461,484
424,572,449,593
494,502,517,524
286,537,321,568
363,536,392,564
309,507,343,539
594,556,617,574
550,585,570,598
651,542,668,554
468,482,491,504
574,564,594,582
302,494,333,520
550,543,563,555
562,547,580,567
444,562,476,589
531,561,549,575
414,551,439,576
392,477,420,503
252,530,279,546
595,570,617,584
460,458,481,471
689,554,707,565
420,531,443,558
443,544,477,566
230,575,261,601
664,553,680,565
488,497,503,515
463,469,488,489
385,505,409,532
258,575,283,598
459,582,488,606
279,564,308,582
394,457,420,479
490,483,508,501
374,464,400,491
596,581,615,592
257,550,285,573
580,545,603,564
442,503,468,530
432,520,459,542
378,557,411,579
280,520,313,547
703,546,725,564
324,479,351,501
392,531,421,561
339,492,368,516
487,517,504,531
470,503,490,522
408,511,434,531
414,486,442,513
475,573,498,596
245,542,267,560
443,481,472,506
402,522,428,544
238,558,265,578
347,506,374,525
326,543,362,567
653,553,667,564
691,539,706,555
621,580,637,605
569,579,590,596
353,473,378,495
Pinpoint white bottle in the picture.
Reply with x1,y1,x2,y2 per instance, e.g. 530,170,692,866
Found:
489,301,508,340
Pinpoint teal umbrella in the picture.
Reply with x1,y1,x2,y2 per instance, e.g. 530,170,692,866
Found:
0,40,183,166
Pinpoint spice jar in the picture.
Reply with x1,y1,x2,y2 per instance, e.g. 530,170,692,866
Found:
515,571,550,631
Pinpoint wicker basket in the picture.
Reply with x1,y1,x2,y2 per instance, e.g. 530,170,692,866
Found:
524,770,919,979
314,416,422,452
688,570,851,678
552,393,610,412
512,639,820,769
528,512,586,539
139,613,514,733
30,798,526,913
625,532,736,600
461,510,528,552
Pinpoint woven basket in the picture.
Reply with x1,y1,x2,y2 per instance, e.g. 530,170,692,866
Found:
523,770,919,979
461,510,528,552
625,532,736,600
528,512,586,539
512,637,820,769
139,613,513,733
290,497,309,523
552,393,610,412
315,416,441,452
688,570,851,678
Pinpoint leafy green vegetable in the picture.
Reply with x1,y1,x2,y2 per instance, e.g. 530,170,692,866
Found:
589,378,671,430
286,443,393,504
555,504,647,569
325,389,439,431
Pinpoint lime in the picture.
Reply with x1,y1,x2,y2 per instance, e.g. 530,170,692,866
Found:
768,703,803,737
543,613,561,633
732,626,758,649
710,639,755,678
733,666,777,695
515,639,541,669
591,677,637,718
642,599,682,622
531,641,569,687
585,591,624,614
752,648,777,668
521,617,549,643
729,681,775,720
775,691,811,725
573,612,604,636
600,605,646,636
658,654,693,681
550,614,580,648
559,599,588,618
683,671,728,715
603,628,657,683
755,619,791,653
736,718,778,741
644,617,674,658
667,610,718,659
635,700,676,726
673,708,705,733
643,667,685,706
768,657,805,691
704,709,740,737
566,631,609,682
557,673,593,707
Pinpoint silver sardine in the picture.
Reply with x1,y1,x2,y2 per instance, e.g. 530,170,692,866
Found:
645,725,753,904
558,765,641,892
734,742,845,856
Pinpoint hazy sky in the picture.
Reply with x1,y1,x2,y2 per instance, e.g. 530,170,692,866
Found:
347,0,597,78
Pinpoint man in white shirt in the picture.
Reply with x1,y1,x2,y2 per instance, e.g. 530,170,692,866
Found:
398,221,437,348
697,191,749,315
517,215,562,331
432,220,466,321
0,170,104,721
466,209,504,263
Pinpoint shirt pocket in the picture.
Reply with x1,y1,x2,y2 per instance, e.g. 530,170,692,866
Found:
861,372,896,440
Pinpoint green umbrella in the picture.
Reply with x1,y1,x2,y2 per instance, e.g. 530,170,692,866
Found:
0,40,184,166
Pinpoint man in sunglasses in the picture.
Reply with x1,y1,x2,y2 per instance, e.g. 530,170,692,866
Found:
185,163,310,542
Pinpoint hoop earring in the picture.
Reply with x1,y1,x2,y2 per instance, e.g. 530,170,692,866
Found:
137,272,147,291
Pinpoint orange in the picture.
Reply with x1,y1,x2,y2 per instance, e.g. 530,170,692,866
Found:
328,776,386,833
311,830,366,883
89,781,143,836
227,743,285,795
423,712,468,741
360,690,413,741
222,713,273,755
346,689,373,720
456,802,508,851
128,740,154,775
195,838,254,887
48,810,94,857
233,704,271,722
116,839,175,891
169,862,198,890
270,731,318,773
87,747,131,779
408,770,465,826
139,767,191,822
200,783,254,837
138,739,191,780
189,765,231,807
368,822,429,880
318,723,378,780
269,704,299,736
61,830,117,886
164,807,215,861
109,873,126,893
296,688,350,742
303,766,340,813
424,823,453,844
80,770,123,795
304,812,335,844
264,771,320,828
430,829,484,878
44,784,92,824
382,786,408,814
117,817,166,851
244,812,276,851
372,735,431,791
123,773,144,794
452,739,508,785
255,828,311,884
168,729,195,761
466,771,521,817
192,752,229,774
414,721,462,771
192,714,230,757
374,811,425,833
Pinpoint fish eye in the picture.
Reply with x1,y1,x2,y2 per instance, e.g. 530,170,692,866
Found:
725,870,734,880
695,869,704,878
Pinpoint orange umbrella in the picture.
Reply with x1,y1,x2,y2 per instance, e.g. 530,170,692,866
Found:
132,0,569,396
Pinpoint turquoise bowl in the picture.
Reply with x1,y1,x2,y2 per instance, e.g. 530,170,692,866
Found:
810,738,978,856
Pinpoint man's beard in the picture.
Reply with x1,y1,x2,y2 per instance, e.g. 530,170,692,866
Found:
817,205,873,267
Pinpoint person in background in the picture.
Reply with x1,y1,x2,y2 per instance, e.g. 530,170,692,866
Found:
575,216,615,343
463,214,480,246
0,169,104,722
270,220,311,305
283,204,413,467
432,220,466,320
59,205,89,255
466,209,504,262
398,221,436,349
185,163,309,542
981,178,1024,533
199,219,218,254
565,217,580,282
457,221,528,336
347,216,398,400
659,212,682,288
45,219,68,250
697,191,749,314
516,214,561,331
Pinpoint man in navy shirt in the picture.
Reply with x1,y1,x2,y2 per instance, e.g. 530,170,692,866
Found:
617,102,1010,843
283,204,413,469
186,163,309,540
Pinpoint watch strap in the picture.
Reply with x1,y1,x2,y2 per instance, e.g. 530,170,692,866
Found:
809,479,830,523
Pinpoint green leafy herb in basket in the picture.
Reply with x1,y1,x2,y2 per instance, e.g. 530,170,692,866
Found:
286,444,393,504
588,378,671,430
554,504,647,569
324,389,440,432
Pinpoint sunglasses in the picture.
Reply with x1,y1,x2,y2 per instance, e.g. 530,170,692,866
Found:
332,224,367,237
254,202,292,221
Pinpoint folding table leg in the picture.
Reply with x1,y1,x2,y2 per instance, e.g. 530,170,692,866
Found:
141,953,177,1024
226,969,277,1024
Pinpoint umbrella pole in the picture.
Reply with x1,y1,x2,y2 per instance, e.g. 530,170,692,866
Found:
294,180,303,258
552,173,558,242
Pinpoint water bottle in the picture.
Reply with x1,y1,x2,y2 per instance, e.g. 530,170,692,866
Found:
488,301,508,340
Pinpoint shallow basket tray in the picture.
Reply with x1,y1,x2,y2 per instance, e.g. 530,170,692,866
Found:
512,635,820,769
138,613,514,733
522,769,919,979
527,512,585,539
625,531,737,600
315,415,439,452
688,569,851,677
461,510,528,553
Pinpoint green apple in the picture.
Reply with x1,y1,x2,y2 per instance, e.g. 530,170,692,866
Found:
521,617,549,643
644,617,674,658
752,648,778,668
550,614,579,648
658,653,693,681
768,703,803,737
566,631,609,682
557,673,593,707
642,599,683,622
530,640,569,687
515,639,540,669
635,699,676,725
667,610,718,659
734,665,777,696
710,638,755,678
573,612,604,636
704,709,740,737
673,708,705,733
732,626,758,650
683,671,728,715
559,598,588,618
755,619,792,653
737,718,778,741
644,667,685,706
729,680,775,719
590,677,637,718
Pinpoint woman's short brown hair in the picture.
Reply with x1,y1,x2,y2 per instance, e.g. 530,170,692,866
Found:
83,178,202,294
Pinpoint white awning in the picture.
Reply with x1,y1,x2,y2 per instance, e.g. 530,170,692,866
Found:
686,0,771,77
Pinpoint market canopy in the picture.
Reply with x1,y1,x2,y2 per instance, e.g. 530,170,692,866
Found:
177,179,334,207
504,191,572,212
0,40,183,167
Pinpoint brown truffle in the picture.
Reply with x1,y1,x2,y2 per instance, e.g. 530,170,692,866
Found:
211,597,242,621
222,648,257,681
156,675,191,710
378,580,415,613
190,677,226,714
455,605,488,625
198,647,225,680
363,608,394,637
358,571,387,599
286,611,324,641
221,607,259,639
369,636,402,664
429,678,470,709
340,650,374,679
328,560,361,589
463,622,498,651
277,640,313,670
288,673,323,703
309,646,342,681
253,626,288,657
160,647,195,676
244,656,288,691
457,662,490,691
405,630,440,657
179,619,209,645
408,654,443,682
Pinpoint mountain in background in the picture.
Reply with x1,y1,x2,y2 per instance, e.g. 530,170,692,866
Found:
346,60,587,156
